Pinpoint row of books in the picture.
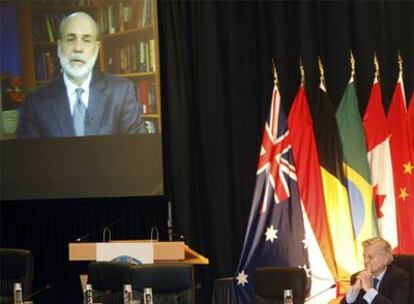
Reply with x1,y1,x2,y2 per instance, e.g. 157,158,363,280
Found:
98,0,152,34
32,12,67,42
106,39,156,74
31,0,152,42
144,120,157,134
36,52,59,81
31,0,92,6
137,80,157,114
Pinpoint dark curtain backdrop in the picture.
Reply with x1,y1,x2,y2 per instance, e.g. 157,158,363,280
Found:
1,1,413,303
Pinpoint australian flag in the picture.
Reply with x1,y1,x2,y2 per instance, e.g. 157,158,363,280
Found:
233,78,310,303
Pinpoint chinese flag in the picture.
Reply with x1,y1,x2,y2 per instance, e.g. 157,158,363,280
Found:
408,93,414,153
387,74,414,253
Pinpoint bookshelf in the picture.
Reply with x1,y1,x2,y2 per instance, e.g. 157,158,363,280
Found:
14,0,162,134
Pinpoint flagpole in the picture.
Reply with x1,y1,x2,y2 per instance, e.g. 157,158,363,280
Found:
374,52,380,83
350,50,356,82
272,58,279,86
260,59,280,213
299,57,305,85
397,50,403,78
318,57,327,91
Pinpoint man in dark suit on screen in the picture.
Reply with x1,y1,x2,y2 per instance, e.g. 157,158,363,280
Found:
17,12,145,138
340,237,409,304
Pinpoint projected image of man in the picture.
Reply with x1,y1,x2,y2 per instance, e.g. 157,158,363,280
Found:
17,12,145,138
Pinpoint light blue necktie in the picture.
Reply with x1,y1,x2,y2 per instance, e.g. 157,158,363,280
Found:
72,88,86,136
373,278,379,290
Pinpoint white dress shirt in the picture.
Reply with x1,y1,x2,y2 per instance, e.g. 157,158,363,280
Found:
63,72,92,116
345,267,387,304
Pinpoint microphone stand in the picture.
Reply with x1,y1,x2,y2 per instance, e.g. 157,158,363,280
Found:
102,226,112,242
76,218,122,242
167,201,173,242
24,284,51,301
174,284,202,300
304,283,336,302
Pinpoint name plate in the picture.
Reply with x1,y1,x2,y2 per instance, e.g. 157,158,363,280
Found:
96,242,154,264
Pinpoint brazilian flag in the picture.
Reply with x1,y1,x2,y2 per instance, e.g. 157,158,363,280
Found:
336,78,379,265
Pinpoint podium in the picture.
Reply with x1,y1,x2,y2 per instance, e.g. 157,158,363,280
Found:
69,240,209,264
68,240,209,289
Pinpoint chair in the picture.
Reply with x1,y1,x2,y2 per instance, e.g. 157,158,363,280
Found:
212,277,234,304
252,267,307,304
393,254,414,304
0,248,34,304
130,263,194,304
87,261,135,304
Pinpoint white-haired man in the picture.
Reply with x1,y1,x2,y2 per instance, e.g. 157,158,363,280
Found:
341,237,409,304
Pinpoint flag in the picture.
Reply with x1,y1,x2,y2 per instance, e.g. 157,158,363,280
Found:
233,79,309,303
336,77,379,263
288,84,337,303
312,80,360,291
363,78,398,250
387,74,414,253
408,93,414,153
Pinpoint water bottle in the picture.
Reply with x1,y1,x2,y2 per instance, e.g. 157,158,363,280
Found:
123,284,133,304
84,284,93,304
13,283,23,304
283,289,293,304
143,287,153,304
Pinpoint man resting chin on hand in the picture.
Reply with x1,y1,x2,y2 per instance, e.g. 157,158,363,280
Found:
341,237,409,304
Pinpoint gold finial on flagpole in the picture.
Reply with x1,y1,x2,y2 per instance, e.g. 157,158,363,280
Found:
397,50,403,76
272,58,279,86
350,50,356,80
374,52,380,81
318,56,326,88
299,57,305,85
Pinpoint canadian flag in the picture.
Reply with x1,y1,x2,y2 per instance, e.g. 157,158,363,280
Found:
363,78,398,250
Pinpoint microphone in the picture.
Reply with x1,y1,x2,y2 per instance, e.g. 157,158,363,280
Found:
76,232,92,242
171,232,186,241
174,284,202,300
85,115,93,125
157,227,186,241
91,289,112,301
167,201,173,242
304,283,336,302
24,284,51,301
76,218,123,242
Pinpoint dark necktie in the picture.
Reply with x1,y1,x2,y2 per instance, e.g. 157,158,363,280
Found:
72,88,86,136
373,278,379,290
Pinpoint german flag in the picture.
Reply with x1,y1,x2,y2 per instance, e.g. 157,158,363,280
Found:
312,76,360,291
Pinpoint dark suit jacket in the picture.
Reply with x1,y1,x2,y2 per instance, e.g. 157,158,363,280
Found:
340,263,409,304
17,71,145,138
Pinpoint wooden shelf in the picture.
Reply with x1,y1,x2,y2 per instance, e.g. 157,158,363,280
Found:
30,5,95,10
142,114,160,119
35,80,51,86
114,72,156,78
33,41,56,46
102,25,153,39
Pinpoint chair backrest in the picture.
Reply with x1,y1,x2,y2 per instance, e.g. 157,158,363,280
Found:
393,254,414,304
87,261,132,304
253,267,307,304
130,263,194,304
0,248,34,301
